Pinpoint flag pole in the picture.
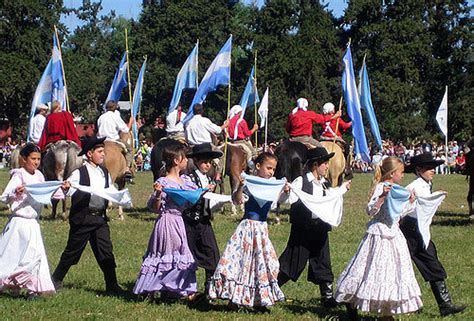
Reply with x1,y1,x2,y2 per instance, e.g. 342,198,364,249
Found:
196,39,199,83
331,96,344,152
445,86,448,174
264,91,268,151
223,35,232,177
54,25,70,112
254,50,258,148
125,28,135,152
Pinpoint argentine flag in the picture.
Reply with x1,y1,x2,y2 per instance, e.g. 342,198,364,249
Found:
239,66,260,115
51,33,67,110
168,43,198,114
183,35,232,124
131,58,147,148
342,44,370,162
105,52,128,105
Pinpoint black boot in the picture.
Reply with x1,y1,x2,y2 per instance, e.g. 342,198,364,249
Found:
345,303,359,321
430,280,467,316
277,272,290,287
101,262,125,294
319,282,338,308
51,261,71,290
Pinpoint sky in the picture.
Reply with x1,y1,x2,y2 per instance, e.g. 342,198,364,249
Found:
61,0,349,31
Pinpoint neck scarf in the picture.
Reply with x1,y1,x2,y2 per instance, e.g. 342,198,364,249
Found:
162,188,208,206
241,173,286,207
385,183,411,226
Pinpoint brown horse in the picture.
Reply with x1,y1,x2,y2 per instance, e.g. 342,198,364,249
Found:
320,141,345,187
219,142,247,215
41,140,83,219
103,131,134,220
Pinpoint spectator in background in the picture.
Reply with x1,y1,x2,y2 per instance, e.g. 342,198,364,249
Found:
455,151,465,174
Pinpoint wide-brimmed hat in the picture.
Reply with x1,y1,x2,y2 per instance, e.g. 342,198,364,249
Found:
306,147,334,164
187,143,223,159
78,136,106,156
405,152,444,173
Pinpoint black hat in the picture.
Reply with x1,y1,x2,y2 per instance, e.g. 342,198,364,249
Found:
405,152,444,173
78,136,106,156
187,143,223,159
306,147,335,164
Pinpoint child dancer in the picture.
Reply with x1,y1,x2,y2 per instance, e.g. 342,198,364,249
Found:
335,156,422,320
278,147,351,307
402,153,467,316
0,143,57,298
209,152,286,311
134,144,198,300
183,143,222,298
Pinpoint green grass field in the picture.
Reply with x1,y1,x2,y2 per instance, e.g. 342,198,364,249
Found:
0,169,472,320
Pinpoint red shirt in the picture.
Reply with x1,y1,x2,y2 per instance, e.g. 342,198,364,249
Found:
286,110,330,137
38,112,81,150
321,114,352,138
228,114,252,140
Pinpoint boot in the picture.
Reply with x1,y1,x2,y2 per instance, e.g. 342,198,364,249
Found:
204,270,214,296
345,303,359,321
430,280,467,316
319,282,338,308
102,264,125,295
51,261,71,290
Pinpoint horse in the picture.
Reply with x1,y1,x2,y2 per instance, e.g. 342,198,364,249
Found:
103,131,134,220
41,140,83,219
274,140,307,182
320,140,346,187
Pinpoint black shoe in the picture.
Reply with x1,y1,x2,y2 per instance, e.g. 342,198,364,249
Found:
105,284,126,296
430,280,468,316
52,278,63,291
321,296,339,308
439,302,467,317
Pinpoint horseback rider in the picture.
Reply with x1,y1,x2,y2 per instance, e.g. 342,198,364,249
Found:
286,98,338,148
185,103,229,182
227,104,258,169
320,102,351,156
166,104,186,142
38,100,81,151
97,100,133,179
29,103,49,144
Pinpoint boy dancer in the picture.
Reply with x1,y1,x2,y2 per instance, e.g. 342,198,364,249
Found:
52,137,123,294
402,153,467,316
183,143,222,297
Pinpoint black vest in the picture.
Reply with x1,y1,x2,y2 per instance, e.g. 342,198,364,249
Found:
290,174,331,230
183,170,213,222
69,164,110,225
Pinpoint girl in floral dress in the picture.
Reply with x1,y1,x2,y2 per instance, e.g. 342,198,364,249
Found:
134,144,198,300
0,143,59,299
209,152,287,311
335,156,423,320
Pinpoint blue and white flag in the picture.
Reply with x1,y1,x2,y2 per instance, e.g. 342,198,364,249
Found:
358,60,382,148
241,173,286,207
51,33,67,110
342,45,370,162
183,36,232,124
131,58,147,148
239,66,260,115
29,59,53,142
105,52,129,105
168,43,199,114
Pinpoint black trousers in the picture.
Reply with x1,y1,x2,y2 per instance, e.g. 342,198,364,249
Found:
400,217,447,282
183,218,220,272
53,216,116,281
278,221,333,285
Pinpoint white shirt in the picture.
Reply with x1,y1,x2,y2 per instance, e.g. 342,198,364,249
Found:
97,110,129,140
166,109,186,134
195,169,210,187
289,172,328,204
67,162,113,210
185,114,222,145
405,177,432,218
29,113,46,144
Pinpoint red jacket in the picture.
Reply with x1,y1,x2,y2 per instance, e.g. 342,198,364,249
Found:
320,114,352,138
286,110,331,137
38,112,81,150
228,114,252,140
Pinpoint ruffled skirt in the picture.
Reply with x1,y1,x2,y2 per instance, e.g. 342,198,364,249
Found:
134,213,197,296
209,219,284,307
0,217,55,295
335,222,422,315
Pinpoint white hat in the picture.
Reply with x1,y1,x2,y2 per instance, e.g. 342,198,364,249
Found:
322,102,335,115
296,98,308,109
37,103,49,111
229,104,243,118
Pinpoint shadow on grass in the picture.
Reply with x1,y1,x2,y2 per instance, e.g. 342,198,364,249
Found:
432,218,471,227
436,211,466,218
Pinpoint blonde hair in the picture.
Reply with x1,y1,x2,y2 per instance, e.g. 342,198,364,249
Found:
52,100,61,113
368,156,403,199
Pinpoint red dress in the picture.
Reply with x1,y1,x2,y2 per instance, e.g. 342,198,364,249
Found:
38,112,81,150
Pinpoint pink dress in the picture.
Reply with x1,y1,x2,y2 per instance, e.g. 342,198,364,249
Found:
335,183,422,316
0,168,55,295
